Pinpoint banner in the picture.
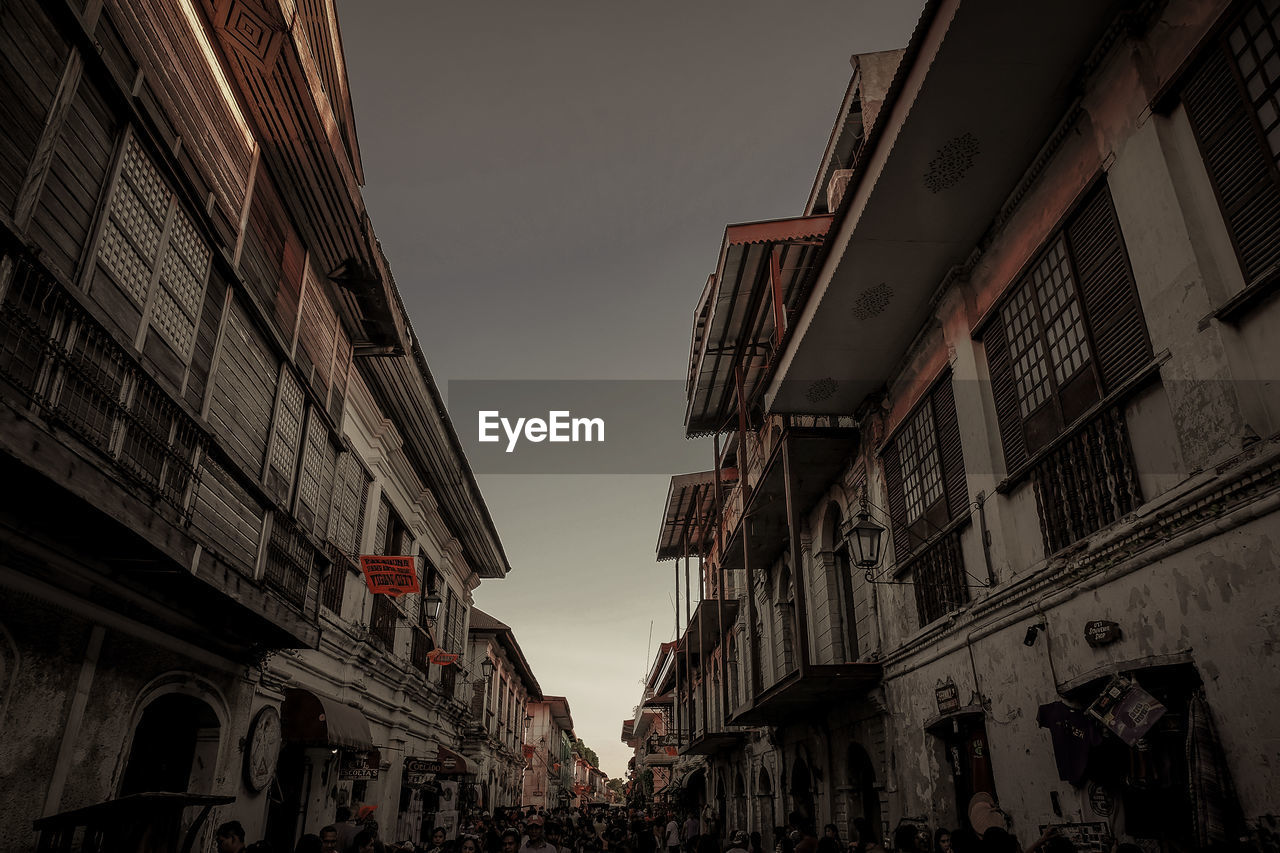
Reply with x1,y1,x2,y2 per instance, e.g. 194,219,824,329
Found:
360,555,420,596
523,744,536,759
1087,676,1166,745
427,649,460,666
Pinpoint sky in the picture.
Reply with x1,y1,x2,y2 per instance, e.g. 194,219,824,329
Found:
338,1,923,779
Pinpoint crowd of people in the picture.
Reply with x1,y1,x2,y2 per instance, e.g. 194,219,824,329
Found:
212,795,1100,853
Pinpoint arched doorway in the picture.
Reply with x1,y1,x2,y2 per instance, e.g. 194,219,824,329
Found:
846,744,881,844
789,754,814,826
120,693,221,795
756,766,774,833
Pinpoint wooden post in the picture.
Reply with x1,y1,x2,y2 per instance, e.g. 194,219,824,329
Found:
782,433,811,675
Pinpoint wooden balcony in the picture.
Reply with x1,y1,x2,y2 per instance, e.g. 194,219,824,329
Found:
728,660,882,726
0,248,322,649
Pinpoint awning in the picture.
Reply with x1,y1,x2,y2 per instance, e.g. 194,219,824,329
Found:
282,688,374,750
436,744,472,776
678,599,740,656
686,215,834,437
657,471,734,562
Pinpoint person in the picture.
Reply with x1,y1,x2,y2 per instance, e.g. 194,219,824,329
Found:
665,815,681,853
850,818,884,853
966,794,1017,853
295,836,323,853
216,821,247,853
788,815,816,853
683,814,701,853
817,838,840,853
823,827,841,848
933,829,952,853
773,827,792,853
749,831,763,853
334,809,364,853
522,816,555,853
461,837,481,853
727,831,750,853
352,831,377,853
892,825,920,853
502,829,522,853
320,827,341,853
427,827,449,853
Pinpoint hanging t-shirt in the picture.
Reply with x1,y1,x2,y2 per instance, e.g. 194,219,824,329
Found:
1037,701,1103,785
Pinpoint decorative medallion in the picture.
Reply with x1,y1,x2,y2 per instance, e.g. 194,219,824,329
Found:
805,377,838,404
243,705,282,793
923,133,980,193
851,283,893,320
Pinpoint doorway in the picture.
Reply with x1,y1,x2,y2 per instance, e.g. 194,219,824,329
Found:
120,693,220,796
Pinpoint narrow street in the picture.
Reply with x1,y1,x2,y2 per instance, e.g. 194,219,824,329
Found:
0,1,1278,852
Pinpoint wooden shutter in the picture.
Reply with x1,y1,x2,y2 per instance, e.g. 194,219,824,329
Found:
881,442,911,563
265,367,304,501
982,313,1029,474
1067,185,1152,393
1182,43,1280,285
373,496,390,557
931,375,968,522
208,301,278,476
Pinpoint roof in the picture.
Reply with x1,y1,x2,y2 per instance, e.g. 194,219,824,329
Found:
540,695,576,734
685,215,834,437
656,471,732,561
469,607,542,698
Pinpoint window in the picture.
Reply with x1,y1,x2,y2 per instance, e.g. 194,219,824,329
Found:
981,183,1152,471
98,135,211,355
881,372,969,626
368,496,408,650
264,366,305,502
882,371,968,561
1181,0,1280,295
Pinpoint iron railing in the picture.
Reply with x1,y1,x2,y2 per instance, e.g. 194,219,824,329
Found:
1030,404,1142,555
369,593,398,649
0,254,207,515
263,513,314,607
912,525,968,627
320,543,353,613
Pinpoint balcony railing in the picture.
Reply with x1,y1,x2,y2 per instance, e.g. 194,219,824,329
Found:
369,594,398,649
911,525,968,626
1030,404,1142,555
0,254,208,516
263,513,316,608
321,544,354,613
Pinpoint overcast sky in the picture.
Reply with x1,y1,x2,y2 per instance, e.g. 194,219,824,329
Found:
339,1,923,779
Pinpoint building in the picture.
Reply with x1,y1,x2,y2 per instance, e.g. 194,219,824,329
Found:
636,0,1280,850
0,0,507,848
621,642,683,807
523,696,575,809
465,608,542,814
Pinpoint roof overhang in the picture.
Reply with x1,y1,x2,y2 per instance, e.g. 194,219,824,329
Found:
686,215,834,437
767,0,1125,416
682,730,747,757
657,471,736,561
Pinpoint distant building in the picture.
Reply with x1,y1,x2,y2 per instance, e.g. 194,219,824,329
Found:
466,608,542,813
523,696,575,809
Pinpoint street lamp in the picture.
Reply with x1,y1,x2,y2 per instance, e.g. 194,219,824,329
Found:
847,497,885,570
424,591,443,621
481,657,495,679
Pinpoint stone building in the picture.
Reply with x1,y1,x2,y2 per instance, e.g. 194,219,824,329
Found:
523,696,575,810
636,1,1280,850
0,0,507,848
465,608,542,814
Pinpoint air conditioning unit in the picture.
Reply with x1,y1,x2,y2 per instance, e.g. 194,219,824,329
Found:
827,168,855,211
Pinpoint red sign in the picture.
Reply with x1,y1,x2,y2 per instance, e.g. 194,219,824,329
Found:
360,555,420,596
427,649,460,666
523,744,536,759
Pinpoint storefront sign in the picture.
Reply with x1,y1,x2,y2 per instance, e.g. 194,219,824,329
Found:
360,555,420,596
1036,822,1110,853
339,750,380,781
935,678,961,714
405,756,439,787
1087,676,1166,745
1084,620,1121,647
427,649,460,666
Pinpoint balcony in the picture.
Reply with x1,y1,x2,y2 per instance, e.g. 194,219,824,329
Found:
0,249,321,648
728,660,882,726
1029,404,1142,555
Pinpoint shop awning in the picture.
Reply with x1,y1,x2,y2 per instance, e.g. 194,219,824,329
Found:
282,688,374,750
436,744,472,776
